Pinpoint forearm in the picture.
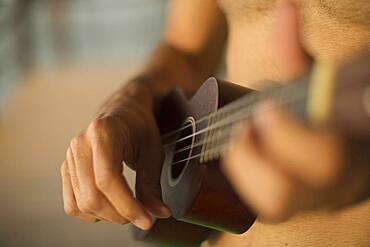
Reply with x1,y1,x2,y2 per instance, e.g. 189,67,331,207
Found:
140,41,223,100
99,40,224,117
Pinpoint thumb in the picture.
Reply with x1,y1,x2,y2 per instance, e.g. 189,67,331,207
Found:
273,0,310,80
135,144,171,219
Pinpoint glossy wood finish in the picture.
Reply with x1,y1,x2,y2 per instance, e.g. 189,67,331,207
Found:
159,78,256,234
133,78,256,247
133,217,212,247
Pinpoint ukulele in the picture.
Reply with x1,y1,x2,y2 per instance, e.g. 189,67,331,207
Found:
134,55,370,247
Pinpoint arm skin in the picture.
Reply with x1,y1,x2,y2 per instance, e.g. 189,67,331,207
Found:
101,0,227,115
60,0,226,230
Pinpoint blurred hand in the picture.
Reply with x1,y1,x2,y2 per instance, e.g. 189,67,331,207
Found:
223,103,369,221
222,1,370,222
60,84,170,230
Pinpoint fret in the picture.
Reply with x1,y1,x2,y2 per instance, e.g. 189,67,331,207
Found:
209,111,218,161
196,77,309,163
201,93,262,161
214,109,226,160
208,111,217,161
207,113,214,162
199,118,208,163
220,118,232,157
212,109,225,160
200,112,213,162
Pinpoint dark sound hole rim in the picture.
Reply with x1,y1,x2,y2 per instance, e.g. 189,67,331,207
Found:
168,116,196,186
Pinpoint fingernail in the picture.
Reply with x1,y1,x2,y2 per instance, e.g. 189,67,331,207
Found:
133,217,152,230
149,204,171,219
156,206,171,219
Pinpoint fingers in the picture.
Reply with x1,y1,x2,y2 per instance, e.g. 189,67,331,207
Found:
68,136,129,225
91,135,153,230
60,161,98,223
61,114,166,230
135,142,171,219
135,171,171,219
223,106,368,220
222,124,302,221
254,102,345,188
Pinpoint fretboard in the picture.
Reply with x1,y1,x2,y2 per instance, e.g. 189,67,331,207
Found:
199,76,309,163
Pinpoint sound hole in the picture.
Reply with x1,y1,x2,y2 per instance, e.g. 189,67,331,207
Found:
171,117,195,180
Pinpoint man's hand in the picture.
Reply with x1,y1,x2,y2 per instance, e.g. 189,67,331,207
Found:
222,102,369,222
60,84,170,230
222,1,369,222
59,0,226,230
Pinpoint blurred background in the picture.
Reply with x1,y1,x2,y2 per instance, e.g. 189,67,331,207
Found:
0,0,166,246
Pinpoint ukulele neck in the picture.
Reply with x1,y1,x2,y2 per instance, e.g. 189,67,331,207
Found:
199,74,310,163
164,58,370,165
199,58,370,163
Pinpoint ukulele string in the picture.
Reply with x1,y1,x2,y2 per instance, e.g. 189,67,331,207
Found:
171,100,307,166
170,73,366,166
160,80,298,142
163,80,307,149
161,75,310,143
171,99,271,155
170,92,308,165
171,140,228,166
167,69,365,166
167,88,305,157
160,91,257,142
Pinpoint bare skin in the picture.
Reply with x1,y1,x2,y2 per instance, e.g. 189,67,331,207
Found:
60,0,370,246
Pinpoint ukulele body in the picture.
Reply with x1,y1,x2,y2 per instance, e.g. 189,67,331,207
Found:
133,217,212,247
134,78,256,246
160,77,256,233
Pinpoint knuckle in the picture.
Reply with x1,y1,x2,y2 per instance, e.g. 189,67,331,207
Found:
88,118,109,136
70,134,85,151
95,174,114,191
87,118,117,143
77,192,101,213
120,207,136,220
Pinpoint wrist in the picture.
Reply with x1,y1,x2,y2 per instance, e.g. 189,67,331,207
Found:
98,78,155,119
